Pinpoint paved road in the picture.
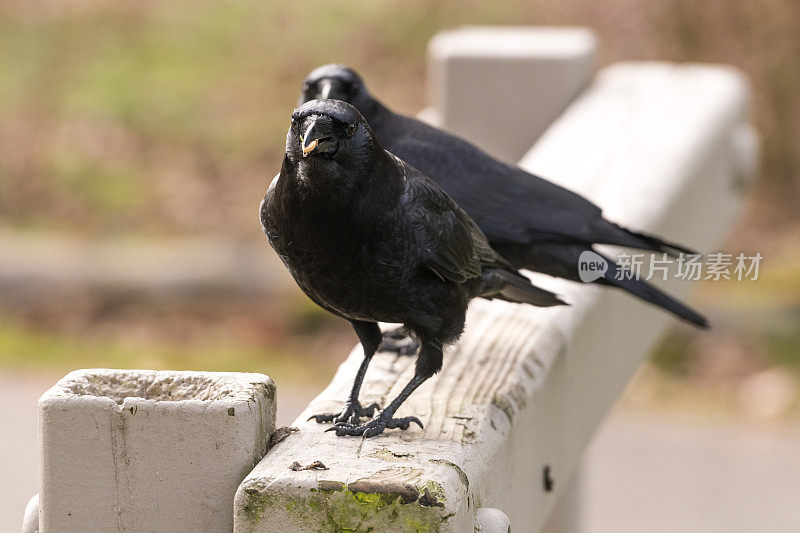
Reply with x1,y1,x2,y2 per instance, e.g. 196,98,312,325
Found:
2,371,799,531
0,372,52,532
583,409,800,533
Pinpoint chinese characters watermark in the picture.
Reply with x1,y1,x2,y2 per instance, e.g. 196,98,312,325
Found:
577,251,762,283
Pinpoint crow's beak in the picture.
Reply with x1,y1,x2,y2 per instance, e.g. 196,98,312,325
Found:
302,138,318,157
301,120,319,157
299,116,337,158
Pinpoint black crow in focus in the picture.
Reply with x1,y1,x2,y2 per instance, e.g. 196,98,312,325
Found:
299,64,709,328
261,99,565,437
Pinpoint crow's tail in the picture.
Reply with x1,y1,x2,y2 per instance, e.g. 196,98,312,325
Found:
492,242,708,328
591,220,697,256
480,268,567,307
598,252,709,327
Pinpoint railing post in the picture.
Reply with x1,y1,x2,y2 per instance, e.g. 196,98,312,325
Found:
427,26,597,163
36,369,275,532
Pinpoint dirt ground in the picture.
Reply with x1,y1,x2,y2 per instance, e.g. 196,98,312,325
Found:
3,371,800,532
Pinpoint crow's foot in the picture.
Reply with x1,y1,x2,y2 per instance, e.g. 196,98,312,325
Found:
378,328,420,356
326,412,423,438
308,400,380,426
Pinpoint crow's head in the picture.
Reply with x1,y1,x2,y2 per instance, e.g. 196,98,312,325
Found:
299,64,372,111
287,99,379,171
285,100,395,200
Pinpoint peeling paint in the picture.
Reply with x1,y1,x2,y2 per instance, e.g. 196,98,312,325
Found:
429,459,469,491
367,449,415,462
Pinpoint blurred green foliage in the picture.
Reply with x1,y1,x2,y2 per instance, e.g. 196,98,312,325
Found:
765,328,800,371
0,1,525,233
651,249,800,380
651,330,695,377
1,0,798,234
0,313,336,387
0,1,798,386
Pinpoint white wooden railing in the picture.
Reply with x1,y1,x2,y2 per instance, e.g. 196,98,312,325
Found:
24,27,755,533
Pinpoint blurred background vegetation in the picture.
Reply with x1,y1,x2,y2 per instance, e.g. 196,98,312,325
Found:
0,0,798,413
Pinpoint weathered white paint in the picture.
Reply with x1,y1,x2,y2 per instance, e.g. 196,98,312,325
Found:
38,369,275,533
23,493,39,533
474,508,511,532
540,469,582,533
427,26,597,163
234,62,753,533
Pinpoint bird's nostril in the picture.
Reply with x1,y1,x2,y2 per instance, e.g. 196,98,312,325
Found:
316,138,336,155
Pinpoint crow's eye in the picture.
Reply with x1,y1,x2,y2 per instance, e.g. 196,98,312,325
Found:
346,123,357,136
290,117,299,131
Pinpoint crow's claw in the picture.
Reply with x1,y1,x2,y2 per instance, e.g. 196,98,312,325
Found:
386,416,423,430
308,413,335,423
326,413,424,438
308,400,381,426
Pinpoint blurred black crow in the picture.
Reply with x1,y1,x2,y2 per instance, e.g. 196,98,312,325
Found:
261,100,565,437
299,64,708,328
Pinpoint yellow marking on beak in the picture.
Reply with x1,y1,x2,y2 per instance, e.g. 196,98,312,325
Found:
302,138,318,157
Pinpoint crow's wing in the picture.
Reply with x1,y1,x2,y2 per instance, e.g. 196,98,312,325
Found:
401,162,509,284
259,172,281,234
383,126,694,255
382,126,605,246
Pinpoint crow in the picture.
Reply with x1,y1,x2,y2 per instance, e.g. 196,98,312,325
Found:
298,64,709,328
261,99,566,437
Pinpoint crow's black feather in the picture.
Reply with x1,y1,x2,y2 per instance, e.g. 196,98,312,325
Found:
261,100,565,437
299,64,708,327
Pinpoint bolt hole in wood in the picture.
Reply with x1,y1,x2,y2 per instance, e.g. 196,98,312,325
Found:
542,465,554,492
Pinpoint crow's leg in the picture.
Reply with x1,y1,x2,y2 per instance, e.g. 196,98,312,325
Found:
308,320,382,425
327,375,426,438
328,339,441,438
378,326,420,356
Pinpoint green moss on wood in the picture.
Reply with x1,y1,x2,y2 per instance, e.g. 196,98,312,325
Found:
239,471,453,532
239,487,273,525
